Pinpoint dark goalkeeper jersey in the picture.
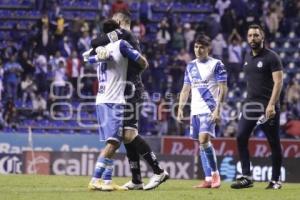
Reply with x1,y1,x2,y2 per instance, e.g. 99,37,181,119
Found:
243,47,283,106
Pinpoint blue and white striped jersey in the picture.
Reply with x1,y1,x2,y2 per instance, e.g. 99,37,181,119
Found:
184,57,227,115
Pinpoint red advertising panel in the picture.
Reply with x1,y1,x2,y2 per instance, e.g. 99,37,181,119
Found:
162,137,198,156
23,151,51,175
162,137,300,158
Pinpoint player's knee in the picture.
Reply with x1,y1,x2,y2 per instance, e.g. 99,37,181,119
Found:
123,129,138,144
198,133,210,144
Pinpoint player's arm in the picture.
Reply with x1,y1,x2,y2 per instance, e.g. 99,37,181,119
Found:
266,70,283,119
212,62,228,122
266,53,284,119
119,40,148,69
177,84,191,122
91,29,130,50
177,67,191,122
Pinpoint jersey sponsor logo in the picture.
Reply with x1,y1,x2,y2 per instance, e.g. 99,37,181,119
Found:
192,80,209,88
257,61,263,68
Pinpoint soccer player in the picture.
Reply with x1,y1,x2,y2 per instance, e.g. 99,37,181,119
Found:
177,35,227,189
86,19,148,191
231,24,283,190
89,11,169,191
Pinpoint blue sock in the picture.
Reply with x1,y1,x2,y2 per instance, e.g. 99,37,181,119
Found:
102,158,114,182
93,157,106,179
199,147,212,178
201,142,218,172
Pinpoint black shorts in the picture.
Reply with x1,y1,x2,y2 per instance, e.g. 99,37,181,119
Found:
123,98,141,130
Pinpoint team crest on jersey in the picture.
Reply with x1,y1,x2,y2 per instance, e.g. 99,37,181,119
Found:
257,61,263,68
107,31,119,42
244,62,248,66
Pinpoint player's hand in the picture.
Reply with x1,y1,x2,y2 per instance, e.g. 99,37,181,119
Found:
211,109,220,123
96,46,110,60
266,104,276,119
177,108,184,123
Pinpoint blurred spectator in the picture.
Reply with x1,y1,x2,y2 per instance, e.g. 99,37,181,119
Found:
33,53,48,95
156,18,171,53
264,5,280,39
111,0,129,15
211,33,227,59
98,0,111,18
183,23,196,51
32,94,47,119
132,20,146,41
285,78,300,117
59,36,73,57
220,8,237,38
70,14,85,44
19,50,35,79
0,59,4,101
3,39,18,62
66,50,81,98
3,99,19,129
77,31,91,53
215,0,231,17
21,75,37,106
3,55,23,102
53,60,67,97
93,14,104,34
227,29,242,88
51,14,68,43
37,13,50,53
171,26,185,52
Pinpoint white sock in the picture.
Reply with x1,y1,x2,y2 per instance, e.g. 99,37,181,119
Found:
205,176,212,181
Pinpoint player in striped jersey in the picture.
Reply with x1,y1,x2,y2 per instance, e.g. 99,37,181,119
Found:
177,35,228,189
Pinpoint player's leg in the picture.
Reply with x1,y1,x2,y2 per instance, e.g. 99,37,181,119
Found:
122,102,168,190
231,105,258,189
198,115,220,188
261,110,282,189
89,103,127,191
123,129,169,190
123,128,144,190
190,115,211,188
122,102,144,189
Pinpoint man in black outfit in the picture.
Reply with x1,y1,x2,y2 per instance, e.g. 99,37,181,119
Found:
89,11,169,190
231,24,283,190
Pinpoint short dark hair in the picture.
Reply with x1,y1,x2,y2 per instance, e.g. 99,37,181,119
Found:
248,24,265,35
103,19,120,34
195,34,211,46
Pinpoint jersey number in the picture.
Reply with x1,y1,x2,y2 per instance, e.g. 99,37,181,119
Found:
99,62,107,82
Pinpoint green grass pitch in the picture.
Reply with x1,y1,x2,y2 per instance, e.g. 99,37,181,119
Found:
0,175,299,200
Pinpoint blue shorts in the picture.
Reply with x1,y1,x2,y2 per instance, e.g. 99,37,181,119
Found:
190,114,216,139
96,103,124,143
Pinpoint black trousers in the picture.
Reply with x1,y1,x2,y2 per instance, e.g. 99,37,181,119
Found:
236,103,282,181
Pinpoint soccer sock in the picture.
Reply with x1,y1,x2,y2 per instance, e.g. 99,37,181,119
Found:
130,135,163,175
201,142,218,173
124,142,142,184
92,157,106,181
199,146,212,181
102,158,114,184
